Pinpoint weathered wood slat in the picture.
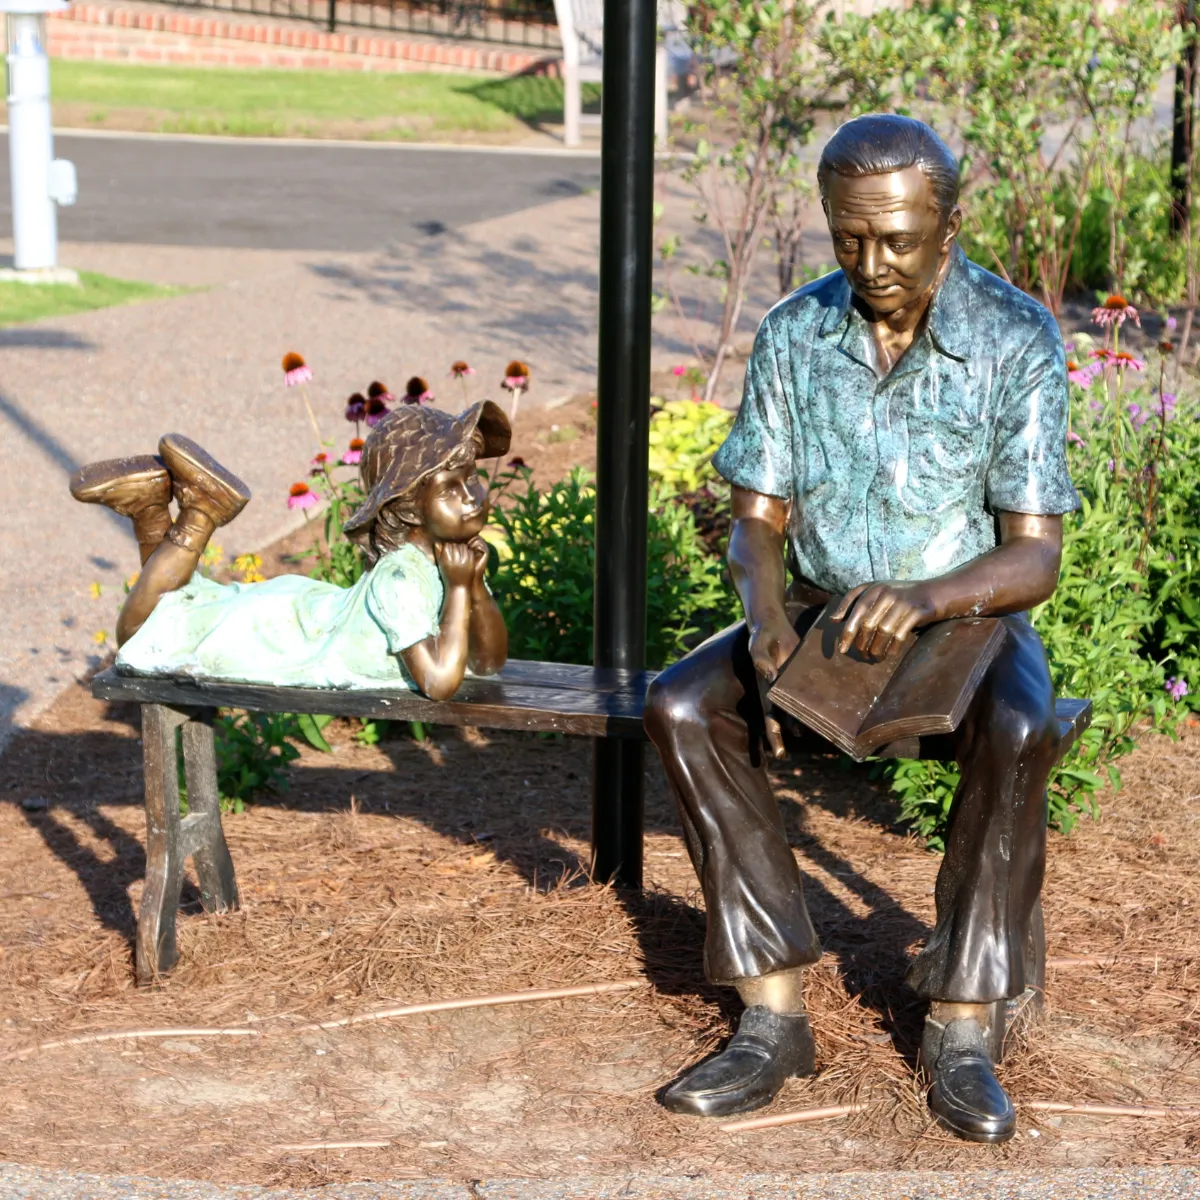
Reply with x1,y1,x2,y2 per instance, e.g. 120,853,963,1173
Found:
92,666,651,739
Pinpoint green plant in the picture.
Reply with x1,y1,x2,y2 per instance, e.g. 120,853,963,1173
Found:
647,399,735,493
486,466,738,668
210,711,302,812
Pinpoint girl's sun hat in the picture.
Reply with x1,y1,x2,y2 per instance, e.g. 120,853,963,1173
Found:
343,399,511,551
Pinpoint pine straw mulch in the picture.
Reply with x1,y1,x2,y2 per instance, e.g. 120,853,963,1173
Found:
0,677,1198,1188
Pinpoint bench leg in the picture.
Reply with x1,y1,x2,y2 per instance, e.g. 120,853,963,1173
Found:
137,703,189,985
182,713,239,915
137,703,239,985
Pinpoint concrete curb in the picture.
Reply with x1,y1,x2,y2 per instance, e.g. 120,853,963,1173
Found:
2,1164,1199,1200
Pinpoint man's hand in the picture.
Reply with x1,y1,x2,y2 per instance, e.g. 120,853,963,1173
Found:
748,614,800,682
831,581,938,659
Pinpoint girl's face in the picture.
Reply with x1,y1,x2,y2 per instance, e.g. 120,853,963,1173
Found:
420,460,488,542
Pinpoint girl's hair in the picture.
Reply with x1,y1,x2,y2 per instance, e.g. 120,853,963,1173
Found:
366,437,481,564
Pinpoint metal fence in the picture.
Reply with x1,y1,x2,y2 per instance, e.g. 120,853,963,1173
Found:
156,0,562,48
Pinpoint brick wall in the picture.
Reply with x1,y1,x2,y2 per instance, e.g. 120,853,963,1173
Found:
33,1,561,76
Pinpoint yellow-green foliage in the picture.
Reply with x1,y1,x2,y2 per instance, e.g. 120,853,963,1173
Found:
647,399,735,493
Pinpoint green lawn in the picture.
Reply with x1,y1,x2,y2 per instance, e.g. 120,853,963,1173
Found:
50,61,601,140
0,271,181,327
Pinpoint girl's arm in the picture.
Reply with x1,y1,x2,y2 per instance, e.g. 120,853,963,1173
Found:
399,542,475,701
466,536,508,676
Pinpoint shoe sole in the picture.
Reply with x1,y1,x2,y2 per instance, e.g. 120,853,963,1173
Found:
158,433,251,515
930,1107,1016,1143
70,455,171,511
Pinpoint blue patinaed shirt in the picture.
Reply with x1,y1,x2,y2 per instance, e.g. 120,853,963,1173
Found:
711,245,1080,596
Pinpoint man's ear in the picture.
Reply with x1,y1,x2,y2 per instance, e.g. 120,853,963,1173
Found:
942,204,963,247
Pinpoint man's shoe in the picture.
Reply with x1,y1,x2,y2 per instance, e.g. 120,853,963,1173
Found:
661,1005,816,1118
158,434,251,528
922,1013,1016,1144
70,455,171,519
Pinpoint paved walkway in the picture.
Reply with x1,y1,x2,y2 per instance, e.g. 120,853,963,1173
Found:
2,1163,1197,1199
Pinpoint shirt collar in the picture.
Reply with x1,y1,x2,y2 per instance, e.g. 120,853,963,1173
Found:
818,242,971,361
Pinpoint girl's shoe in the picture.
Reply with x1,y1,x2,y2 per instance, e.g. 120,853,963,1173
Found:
69,455,173,563
157,434,251,551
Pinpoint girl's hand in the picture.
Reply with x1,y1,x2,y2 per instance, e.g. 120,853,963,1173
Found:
436,541,476,588
468,536,490,585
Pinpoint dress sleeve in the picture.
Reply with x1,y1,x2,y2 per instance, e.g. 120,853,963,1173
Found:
985,312,1080,516
364,549,443,655
711,314,795,499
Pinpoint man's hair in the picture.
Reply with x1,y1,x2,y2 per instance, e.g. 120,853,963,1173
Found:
817,114,960,219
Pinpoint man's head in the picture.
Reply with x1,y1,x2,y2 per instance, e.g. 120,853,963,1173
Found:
817,114,963,317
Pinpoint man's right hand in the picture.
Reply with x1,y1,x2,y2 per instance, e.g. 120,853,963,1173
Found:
748,615,800,683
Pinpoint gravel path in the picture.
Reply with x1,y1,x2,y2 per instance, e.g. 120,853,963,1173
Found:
2,1164,1197,1199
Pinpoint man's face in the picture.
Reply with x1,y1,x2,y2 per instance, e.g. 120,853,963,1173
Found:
824,166,960,317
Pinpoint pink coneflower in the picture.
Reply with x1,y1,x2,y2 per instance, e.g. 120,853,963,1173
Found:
502,360,531,392
507,456,527,469
1113,351,1146,372
310,451,330,476
282,351,322,443
342,437,365,466
405,376,434,405
450,361,475,379
282,351,313,387
364,395,389,426
1090,347,1117,362
345,392,366,423
1091,294,1140,328
1067,430,1085,446
287,481,317,510
367,380,395,405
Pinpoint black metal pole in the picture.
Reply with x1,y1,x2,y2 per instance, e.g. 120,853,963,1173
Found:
327,0,337,35
590,0,656,889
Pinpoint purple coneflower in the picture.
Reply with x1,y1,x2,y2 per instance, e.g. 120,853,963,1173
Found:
342,437,365,466
345,392,367,424
1066,357,1100,388
364,395,389,426
1113,350,1146,372
450,361,475,379
310,451,330,476
405,376,434,405
368,380,396,405
1067,430,1085,446
1091,295,1140,328
287,481,318,511
508,456,527,469
502,360,531,392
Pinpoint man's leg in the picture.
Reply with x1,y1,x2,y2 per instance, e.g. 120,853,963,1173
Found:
644,617,822,1117
907,614,1060,1143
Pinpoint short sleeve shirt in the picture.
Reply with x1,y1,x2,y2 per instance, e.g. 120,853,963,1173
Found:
711,244,1080,595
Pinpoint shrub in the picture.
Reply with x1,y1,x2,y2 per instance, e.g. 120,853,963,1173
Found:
647,399,735,493
486,466,739,669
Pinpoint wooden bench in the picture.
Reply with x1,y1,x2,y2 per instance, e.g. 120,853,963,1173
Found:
91,663,1092,985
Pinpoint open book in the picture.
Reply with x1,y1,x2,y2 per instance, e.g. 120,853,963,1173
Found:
766,603,1007,760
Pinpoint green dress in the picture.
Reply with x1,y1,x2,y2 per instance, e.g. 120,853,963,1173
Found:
116,542,443,689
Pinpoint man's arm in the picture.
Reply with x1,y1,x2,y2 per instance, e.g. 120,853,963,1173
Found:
832,511,1063,658
728,486,799,680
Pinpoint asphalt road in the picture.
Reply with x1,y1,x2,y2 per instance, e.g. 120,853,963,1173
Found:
0,133,602,251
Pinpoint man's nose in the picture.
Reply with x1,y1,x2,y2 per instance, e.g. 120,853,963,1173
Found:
859,240,884,280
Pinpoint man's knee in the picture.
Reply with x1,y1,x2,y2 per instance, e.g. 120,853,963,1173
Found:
986,699,1060,767
644,667,707,747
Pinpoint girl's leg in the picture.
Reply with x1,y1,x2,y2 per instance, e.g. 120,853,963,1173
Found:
70,455,172,565
117,435,251,646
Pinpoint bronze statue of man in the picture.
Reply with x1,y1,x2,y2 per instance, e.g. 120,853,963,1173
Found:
644,114,1078,1144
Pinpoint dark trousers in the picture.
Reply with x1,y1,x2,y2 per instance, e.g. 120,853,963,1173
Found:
643,608,1061,1003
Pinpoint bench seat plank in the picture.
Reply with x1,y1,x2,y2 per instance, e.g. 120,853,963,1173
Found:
91,663,653,739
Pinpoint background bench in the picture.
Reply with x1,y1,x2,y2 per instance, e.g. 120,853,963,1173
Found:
91,663,1092,984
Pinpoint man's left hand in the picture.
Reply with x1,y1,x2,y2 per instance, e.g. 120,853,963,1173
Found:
830,581,939,659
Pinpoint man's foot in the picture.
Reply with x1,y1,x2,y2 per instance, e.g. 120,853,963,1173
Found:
922,1010,1015,1143
158,434,251,526
70,455,171,519
661,1006,816,1118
